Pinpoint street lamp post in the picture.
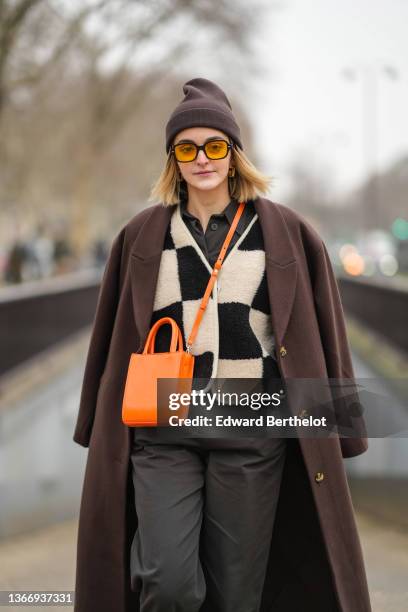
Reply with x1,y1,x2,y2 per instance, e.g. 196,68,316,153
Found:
340,62,398,231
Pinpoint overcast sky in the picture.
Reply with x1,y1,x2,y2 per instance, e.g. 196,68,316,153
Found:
83,0,407,206
249,0,408,202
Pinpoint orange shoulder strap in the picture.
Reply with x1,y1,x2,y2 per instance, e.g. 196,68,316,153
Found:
186,200,246,352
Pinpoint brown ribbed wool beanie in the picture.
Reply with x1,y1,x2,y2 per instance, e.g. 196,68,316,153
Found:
165,78,243,153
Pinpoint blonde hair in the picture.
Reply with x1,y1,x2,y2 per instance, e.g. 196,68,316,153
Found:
148,142,274,206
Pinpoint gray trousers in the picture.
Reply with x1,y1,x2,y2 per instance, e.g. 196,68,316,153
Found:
130,434,287,612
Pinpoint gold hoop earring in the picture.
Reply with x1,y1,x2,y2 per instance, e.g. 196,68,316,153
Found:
228,168,236,197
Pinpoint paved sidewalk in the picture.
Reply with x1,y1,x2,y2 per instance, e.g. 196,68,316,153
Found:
356,512,408,611
0,513,407,611
0,519,76,611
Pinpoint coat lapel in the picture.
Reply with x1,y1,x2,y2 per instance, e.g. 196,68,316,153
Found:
130,198,297,352
253,197,297,347
130,204,175,350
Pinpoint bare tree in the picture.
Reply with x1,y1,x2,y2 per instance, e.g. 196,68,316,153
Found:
0,0,41,112
1,0,271,254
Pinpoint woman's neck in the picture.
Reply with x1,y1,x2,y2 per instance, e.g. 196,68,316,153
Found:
185,183,231,231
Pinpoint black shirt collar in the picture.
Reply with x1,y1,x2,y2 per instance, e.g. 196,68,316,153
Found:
180,198,245,234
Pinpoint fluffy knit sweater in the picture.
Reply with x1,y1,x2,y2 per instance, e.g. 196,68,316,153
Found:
150,203,279,390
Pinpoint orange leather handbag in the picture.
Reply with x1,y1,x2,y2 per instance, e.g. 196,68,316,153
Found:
122,201,246,427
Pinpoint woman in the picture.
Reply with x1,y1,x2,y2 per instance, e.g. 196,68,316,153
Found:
73,78,371,612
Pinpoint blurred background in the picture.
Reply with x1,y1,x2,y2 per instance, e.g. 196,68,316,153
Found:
0,0,407,609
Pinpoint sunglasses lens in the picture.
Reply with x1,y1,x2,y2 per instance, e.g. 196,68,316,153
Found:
173,139,229,161
205,140,228,159
174,143,197,162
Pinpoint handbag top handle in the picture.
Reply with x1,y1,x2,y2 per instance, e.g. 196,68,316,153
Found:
185,200,246,353
143,316,184,354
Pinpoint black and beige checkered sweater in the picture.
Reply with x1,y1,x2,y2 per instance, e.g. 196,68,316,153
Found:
149,202,279,391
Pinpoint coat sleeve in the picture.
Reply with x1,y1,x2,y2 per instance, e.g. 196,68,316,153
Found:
311,242,368,459
73,227,126,448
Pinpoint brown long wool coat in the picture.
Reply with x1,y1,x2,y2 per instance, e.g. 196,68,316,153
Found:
73,197,372,612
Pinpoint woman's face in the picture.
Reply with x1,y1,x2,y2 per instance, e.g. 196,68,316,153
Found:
173,127,232,194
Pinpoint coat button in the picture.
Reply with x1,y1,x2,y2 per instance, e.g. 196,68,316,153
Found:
279,346,287,357
315,472,325,483
299,409,308,418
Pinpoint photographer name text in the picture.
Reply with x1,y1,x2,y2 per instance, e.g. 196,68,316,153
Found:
167,415,327,428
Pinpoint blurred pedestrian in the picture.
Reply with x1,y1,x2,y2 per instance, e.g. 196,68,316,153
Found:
4,240,28,284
